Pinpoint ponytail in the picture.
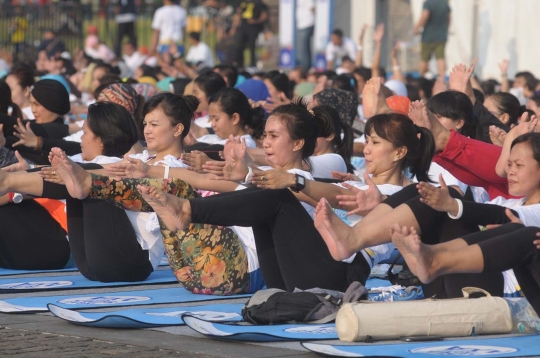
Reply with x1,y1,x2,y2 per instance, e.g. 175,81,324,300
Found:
408,125,435,183
365,113,434,183
312,105,354,173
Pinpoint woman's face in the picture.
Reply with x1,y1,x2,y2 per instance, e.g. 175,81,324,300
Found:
264,79,280,100
506,142,540,198
30,94,59,124
526,101,540,118
143,107,182,154
6,74,30,108
192,82,208,112
484,96,508,125
208,102,240,139
80,120,104,161
433,112,464,132
263,116,303,169
363,130,403,176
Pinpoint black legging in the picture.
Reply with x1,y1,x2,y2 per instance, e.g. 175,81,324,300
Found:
41,176,153,282
384,184,505,298
461,223,540,315
189,187,370,292
0,200,70,270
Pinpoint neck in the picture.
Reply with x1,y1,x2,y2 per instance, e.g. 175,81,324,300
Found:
155,144,183,161
370,166,405,186
230,127,247,138
524,190,540,206
313,143,333,156
281,158,304,171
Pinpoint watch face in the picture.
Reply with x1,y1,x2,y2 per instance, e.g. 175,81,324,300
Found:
298,176,305,185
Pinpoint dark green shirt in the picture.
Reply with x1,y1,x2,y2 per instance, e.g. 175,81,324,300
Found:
422,0,451,43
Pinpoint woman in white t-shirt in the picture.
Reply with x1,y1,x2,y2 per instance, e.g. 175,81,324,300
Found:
391,132,540,316
48,103,348,293
0,102,160,282
190,72,227,139
196,88,264,147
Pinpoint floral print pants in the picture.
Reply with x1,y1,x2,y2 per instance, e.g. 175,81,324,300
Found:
89,174,251,295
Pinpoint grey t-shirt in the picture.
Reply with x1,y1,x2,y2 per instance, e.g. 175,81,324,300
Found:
422,0,451,43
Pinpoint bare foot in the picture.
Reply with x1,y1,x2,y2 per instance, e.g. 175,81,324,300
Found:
314,198,359,261
362,77,391,119
138,184,192,231
390,223,436,284
49,148,91,200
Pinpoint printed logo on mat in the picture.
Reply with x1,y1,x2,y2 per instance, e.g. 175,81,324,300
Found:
410,345,518,356
146,311,240,321
57,296,151,305
0,281,74,289
283,326,336,335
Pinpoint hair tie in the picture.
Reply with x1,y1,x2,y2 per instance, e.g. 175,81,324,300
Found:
413,124,421,133
308,108,315,116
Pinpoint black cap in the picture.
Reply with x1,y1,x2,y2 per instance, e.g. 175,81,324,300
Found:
31,79,70,116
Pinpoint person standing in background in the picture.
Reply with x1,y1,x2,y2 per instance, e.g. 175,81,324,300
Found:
10,6,27,61
325,29,356,70
296,0,315,72
234,0,268,67
115,0,138,57
150,0,187,57
414,0,451,79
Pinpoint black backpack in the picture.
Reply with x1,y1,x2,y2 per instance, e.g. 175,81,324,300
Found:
241,281,367,325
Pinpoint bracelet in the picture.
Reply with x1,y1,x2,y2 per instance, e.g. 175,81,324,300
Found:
448,199,464,220
164,165,170,179
357,45,363,51
172,52,181,59
241,166,253,185
34,136,43,151
393,65,401,71
29,164,35,169
8,192,23,204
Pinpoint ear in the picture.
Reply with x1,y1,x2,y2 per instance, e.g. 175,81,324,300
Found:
23,86,31,97
174,123,184,138
500,113,510,125
455,119,465,130
231,112,241,126
394,146,407,162
292,138,305,153
325,133,336,142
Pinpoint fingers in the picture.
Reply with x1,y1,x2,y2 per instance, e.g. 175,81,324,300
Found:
363,172,376,186
341,182,361,193
505,208,522,223
439,173,447,190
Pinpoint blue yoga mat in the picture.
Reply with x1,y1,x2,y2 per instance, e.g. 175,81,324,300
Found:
0,287,251,313
47,303,244,328
302,335,540,358
0,255,170,277
183,316,337,342
0,270,177,293
365,278,393,290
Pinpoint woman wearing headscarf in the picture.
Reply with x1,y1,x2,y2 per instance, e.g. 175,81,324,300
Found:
312,88,358,126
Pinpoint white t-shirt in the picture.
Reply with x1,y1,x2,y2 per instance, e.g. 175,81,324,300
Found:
325,37,356,65
197,134,257,148
70,153,165,270
152,5,187,45
194,115,211,129
296,0,315,30
310,153,347,179
185,42,215,68
22,106,34,120
123,51,147,73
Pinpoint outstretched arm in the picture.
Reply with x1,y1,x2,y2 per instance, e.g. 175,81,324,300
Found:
371,24,384,79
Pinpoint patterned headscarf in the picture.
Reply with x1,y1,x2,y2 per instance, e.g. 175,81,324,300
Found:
313,88,358,125
131,83,158,100
97,83,139,116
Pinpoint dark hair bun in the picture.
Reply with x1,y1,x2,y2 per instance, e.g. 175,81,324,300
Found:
182,95,200,113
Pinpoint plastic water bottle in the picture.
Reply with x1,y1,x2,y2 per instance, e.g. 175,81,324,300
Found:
505,298,540,334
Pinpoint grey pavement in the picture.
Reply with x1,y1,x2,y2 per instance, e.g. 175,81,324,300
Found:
0,268,321,357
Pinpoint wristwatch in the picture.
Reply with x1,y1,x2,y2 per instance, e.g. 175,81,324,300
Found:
290,174,306,192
